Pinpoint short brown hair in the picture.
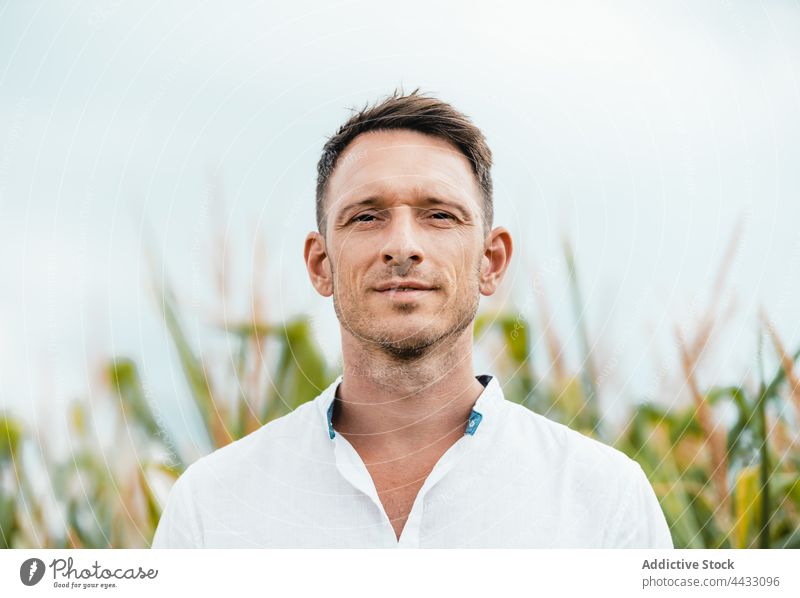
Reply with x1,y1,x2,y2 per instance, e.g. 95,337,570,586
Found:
315,89,493,237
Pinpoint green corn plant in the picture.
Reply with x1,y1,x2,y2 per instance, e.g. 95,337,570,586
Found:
0,413,24,548
617,339,800,549
474,240,601,438
151,278,337,453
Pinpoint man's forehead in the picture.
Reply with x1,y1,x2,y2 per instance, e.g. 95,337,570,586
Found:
334,129,472,176
327,130,482,214
334,179,472,206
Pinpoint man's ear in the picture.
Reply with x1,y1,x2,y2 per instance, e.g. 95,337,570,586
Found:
479,227,513,296
304,232,333,297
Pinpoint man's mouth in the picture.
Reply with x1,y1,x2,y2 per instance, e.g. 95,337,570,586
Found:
377,288,433,302
374,280,436,292
373,280,438,302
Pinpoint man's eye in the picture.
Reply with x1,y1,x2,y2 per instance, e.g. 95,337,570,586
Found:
430,212,455,220
352,213,377,222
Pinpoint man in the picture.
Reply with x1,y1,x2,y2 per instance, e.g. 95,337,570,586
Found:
152,90,673,548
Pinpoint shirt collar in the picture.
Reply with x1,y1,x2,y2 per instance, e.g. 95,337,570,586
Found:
316,373,504,441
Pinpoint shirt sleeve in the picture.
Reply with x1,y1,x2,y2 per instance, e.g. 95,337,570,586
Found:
608,461,674,549
151,469,203,548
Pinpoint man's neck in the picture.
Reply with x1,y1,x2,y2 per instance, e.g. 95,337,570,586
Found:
332,327,486,458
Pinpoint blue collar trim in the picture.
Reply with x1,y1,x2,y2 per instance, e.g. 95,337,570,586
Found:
327,400,336,440
465,410,483,435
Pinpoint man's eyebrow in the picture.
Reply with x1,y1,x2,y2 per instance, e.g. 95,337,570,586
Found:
423,197,472,218
337,197,381,217
337,196,472,219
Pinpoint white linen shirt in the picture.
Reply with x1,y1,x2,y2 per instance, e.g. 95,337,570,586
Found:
152,374,673,548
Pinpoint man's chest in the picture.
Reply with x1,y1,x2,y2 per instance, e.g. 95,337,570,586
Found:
341,429,467,540
372,475,425,540
364,456,441,540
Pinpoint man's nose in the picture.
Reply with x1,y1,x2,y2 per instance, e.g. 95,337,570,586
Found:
381,207,425,269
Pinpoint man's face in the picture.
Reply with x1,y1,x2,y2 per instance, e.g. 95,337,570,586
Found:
308,128,491,359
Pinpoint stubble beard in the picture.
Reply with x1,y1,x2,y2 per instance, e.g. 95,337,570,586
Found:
332,264,481,363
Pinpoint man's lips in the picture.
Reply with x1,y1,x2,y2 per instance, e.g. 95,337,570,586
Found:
374,280,436,292
376,287,435,301
373,281,438,302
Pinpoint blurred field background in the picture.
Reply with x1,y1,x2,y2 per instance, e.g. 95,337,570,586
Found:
2,1,800,548
2,228,799,548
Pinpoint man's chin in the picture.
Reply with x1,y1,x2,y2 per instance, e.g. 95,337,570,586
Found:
374,339,438,360
369,328,445,359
